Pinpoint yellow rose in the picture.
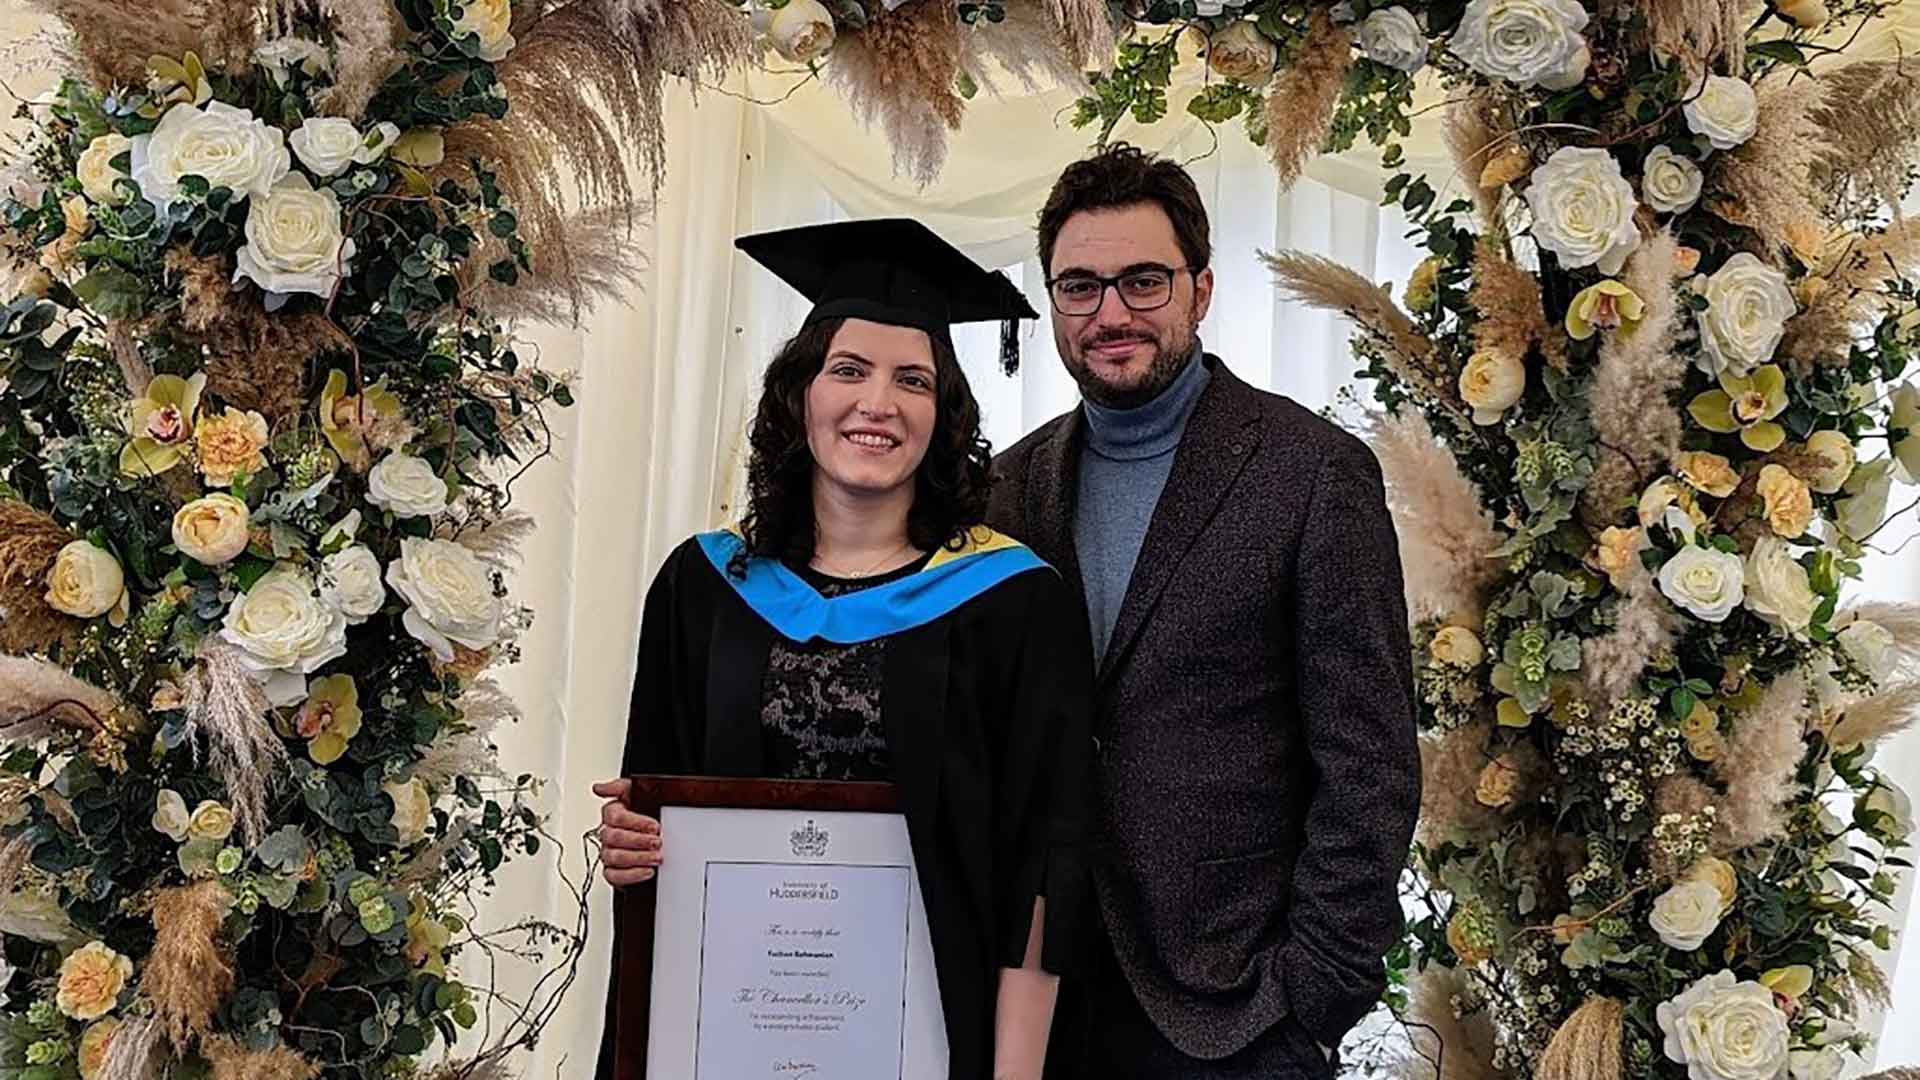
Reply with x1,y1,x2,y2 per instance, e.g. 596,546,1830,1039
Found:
1757,464,1813,539
194,407,269,487
1804,430,1856,495
172,493,251,565
187,800,235,842
45,540,128,623
1475,754,1521,809
1460,350,1527,426
1430,626,1485,667
1681,700,1720,742
1676,451,1741,499
1687,730,1723,762
1404,257,1442,313
1686,855,1739,911
56,941,131,1020
77,1017,119,1078
450,0,515,60
1565,279,1646,340
77,134,131,205
1592,526,1644,587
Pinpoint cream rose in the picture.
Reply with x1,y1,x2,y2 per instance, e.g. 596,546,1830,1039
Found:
1650,879,1725,951
152,789,190,842
187,800,235,842
1890,383,1920,482
1756,464,1813,538
1657,971,1791,1080
1460,350,1527,425
1838,618,1897,683
1804,430,1856,494
449,0,515,60
1688,855,1739,910
77,133,132,205
129,100,289,211
289,117,363,178
172,494,251,566
387,537,502,663
1835,457,1894,540
1685,75,1760,152
1206,23,1278,87
220,564,350,677
1777,0,1830,29
234,173,356,299
319,544,386,623
1642,144,1704,214
45,540,127,621
55,941,131,1021
1430,626,1485,667
1450,0,1589,89
367,451,450,518
1525,146,1642,275
1696,253,1796,379
1659,545,1745,623
1358,7,1427,74
1677,451,1741,499
77,1017,118,1079
1744,536,1819,634
384,776,432,845
753,0,837,65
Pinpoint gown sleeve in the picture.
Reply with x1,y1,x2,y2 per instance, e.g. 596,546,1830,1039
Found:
990,568,1096,975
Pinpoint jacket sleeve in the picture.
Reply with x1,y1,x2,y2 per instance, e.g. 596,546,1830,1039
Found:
1276,436,1421,1049
991,568,1097,976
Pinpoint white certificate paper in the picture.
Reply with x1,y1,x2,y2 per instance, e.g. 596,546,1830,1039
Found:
646,807,947,1080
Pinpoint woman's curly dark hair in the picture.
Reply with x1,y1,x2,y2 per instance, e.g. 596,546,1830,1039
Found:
733,317,994,576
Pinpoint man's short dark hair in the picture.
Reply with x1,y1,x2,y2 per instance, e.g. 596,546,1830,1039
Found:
1037,143,1212,276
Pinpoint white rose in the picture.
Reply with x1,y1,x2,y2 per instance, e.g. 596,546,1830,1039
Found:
1460,351,1527,425
1656,971,1791,1080
1789,1047,1846,1080
1685,75,1760,151
1696,253,1796,378
449,0,515,60
1206,23,1278,87
129,100,290,211
387,537,502,663
1642,145,1704,214
220,564,350,676
254,36,332,85
753,0,837,64
1861,780,1914,839
383,777,432,846
319,544,386,623
1358,7,1427,74
1743,536,1819,634
1449,0,1590,90
44,540,126,620
1650,879,1726,951
353,122,401,165
289,117,362,178
1525,146,1642,275
367,452,450,518
151,789,190,842
1890,382,1920,482
1835,457,1894,540
1804,430,1856,494
1659,545,1745,623
171,493,251,566
1837,618,1897,683
233,173,356,299
76,133,131,205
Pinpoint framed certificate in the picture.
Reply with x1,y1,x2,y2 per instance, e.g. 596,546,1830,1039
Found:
616,776,949,1080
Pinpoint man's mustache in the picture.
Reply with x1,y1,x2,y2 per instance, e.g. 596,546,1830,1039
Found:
1079,331,1155,349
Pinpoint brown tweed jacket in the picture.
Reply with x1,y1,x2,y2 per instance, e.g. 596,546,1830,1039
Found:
986,355,1421,1059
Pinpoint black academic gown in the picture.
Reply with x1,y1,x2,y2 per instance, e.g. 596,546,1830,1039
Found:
594,535,1096,1080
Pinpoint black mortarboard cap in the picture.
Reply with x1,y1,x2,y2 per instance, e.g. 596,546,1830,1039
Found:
735,218,1038,375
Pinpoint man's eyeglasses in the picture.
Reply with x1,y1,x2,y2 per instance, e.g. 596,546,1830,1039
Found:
1045,266,1195,317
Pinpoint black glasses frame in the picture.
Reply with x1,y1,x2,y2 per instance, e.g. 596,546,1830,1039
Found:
1043,266,1196,316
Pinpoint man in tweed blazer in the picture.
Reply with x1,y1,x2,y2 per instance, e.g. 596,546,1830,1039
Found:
987,145,1421,1078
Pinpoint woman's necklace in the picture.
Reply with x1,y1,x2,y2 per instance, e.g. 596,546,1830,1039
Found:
811,538,916,579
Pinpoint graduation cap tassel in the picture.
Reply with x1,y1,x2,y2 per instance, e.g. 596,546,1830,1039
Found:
999,318,1020,376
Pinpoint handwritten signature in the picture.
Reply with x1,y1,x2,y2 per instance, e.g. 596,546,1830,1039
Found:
772,1061,818,1077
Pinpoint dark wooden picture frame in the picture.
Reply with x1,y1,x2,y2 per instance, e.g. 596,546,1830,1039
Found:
615,775,904,1080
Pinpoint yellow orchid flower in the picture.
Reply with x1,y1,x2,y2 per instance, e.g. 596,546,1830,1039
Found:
1566,279,1646,340
119,373,206,477
297,674,363,766
1760,964,1813,1001
319,369,404,473
1688,365,1790,452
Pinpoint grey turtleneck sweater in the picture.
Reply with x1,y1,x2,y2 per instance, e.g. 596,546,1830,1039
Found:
1074,347,1211,665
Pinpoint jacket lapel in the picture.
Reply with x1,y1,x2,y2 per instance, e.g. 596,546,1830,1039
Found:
1022,409,1087,601
1097,358,1264,687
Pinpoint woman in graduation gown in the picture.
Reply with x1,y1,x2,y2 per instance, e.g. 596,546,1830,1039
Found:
591,219,1095,1080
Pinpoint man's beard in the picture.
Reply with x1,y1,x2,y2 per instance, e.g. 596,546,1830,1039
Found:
1062,319,1200,410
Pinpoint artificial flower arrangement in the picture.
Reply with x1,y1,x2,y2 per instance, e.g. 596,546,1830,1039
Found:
0,0,661,1076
